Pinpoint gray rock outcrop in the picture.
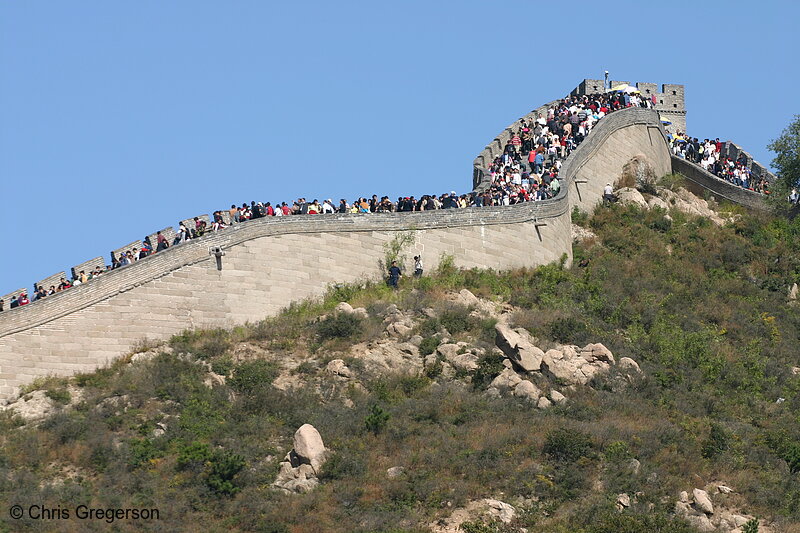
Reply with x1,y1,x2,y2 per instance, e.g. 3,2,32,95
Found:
273,424,329,494
494,323,544,372
541,343,615,385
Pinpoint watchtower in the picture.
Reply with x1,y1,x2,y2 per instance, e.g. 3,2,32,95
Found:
571,79,686,135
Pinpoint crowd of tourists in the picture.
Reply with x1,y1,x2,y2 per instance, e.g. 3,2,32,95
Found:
669,136,771,194
2,87,783,313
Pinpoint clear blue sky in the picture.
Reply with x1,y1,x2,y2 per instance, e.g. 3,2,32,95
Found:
1,1,798,295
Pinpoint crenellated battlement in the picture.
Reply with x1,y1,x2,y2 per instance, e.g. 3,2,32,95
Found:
571,79,686,134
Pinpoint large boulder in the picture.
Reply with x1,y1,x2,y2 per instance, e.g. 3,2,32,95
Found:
692,488,714,515
273,462,319,494
325,359,352,378
495,323,543,372
293,424,327,474
620,153,657,191
513,380,541,401
484,499,515,524
617,187,648,208
4,390,56,423
541,343,615,385
273,424,329,494
489,368,522,391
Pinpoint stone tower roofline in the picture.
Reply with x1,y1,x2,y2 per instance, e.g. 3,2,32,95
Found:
571,78,686,134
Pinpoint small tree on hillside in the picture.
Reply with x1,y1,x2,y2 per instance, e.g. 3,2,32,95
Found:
767,114,800,210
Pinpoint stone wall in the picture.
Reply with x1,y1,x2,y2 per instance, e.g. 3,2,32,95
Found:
719,141,776,184
0,202,571,400
0,289,26,308
34,272,66,292
560,109,672,213
0,82,762,402
472,99,561,191
571,79,686,135
71,257,106,280
671,156,769,211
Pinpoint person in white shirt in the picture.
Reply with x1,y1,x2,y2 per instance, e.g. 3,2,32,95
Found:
603,183,615,204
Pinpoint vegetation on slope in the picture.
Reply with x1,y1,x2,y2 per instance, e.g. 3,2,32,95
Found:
0,199,799,533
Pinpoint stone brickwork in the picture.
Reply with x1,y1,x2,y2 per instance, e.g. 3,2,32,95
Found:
71,257,106,280
720,141,776,184
671,157,769,211
111,240,143,265
34,272,66,292
571,79,686,135
0,79,768,402
147,227,176,250
180,214,210,236
0,202,571,400
561,109,672,213
0,289,27,308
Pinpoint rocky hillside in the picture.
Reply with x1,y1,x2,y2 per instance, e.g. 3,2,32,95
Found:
1,180,799,533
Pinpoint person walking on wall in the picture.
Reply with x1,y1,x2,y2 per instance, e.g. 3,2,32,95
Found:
413,255,423,278
388,260,402,289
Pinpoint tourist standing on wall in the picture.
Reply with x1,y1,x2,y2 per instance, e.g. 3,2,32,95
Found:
414,256,423,278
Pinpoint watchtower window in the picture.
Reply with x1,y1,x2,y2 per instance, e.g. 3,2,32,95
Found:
645,89,650,94
660,99,664,104
673,104,677,108
672,90,676,95
593,86,598,90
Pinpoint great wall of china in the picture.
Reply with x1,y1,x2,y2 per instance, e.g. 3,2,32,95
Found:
0,80,776,401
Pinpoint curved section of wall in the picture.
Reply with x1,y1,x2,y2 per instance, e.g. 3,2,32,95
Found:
0,106,673,401
558,108,672,212
671,156,768,211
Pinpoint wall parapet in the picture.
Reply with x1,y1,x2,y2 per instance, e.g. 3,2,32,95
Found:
671,156,768,211
0,199,567,339
719,141,777,184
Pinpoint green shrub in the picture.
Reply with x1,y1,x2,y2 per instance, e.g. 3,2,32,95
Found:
127,438,162,469
40,412,88,444
228,360,279,395
438,305,477,335
742,518,759,533
701,422,730,459
319,450,366,480
782,443,800,474
604,440,632,463
572,206,589,227
317,312,363,340
176,441,213,470
543,428,594,463
206,449,245,496
471,352,505,390
549,316,587,344
419,336,440,356
210,355,234,376
45,387,71,405
176,441,244,495
585,510,696,533
424,359,443,379
364,404,390,434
